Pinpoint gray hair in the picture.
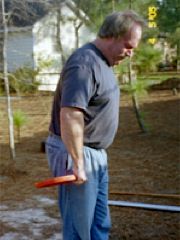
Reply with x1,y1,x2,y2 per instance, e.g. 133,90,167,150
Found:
98,10,146,39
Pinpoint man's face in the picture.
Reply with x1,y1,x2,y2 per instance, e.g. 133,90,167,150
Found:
110,24,142,66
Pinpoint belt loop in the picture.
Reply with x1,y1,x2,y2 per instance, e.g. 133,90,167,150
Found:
49,131,61,139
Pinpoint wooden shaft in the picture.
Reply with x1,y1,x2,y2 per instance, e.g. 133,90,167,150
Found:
109,191,180,199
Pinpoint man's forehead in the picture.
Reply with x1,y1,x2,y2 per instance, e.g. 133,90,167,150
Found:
123,25,142,40
125,24,142,37
123,25,142,48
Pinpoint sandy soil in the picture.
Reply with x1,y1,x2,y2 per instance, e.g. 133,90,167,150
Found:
0,90,179,240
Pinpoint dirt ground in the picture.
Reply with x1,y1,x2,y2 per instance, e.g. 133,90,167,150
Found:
0,90,179,240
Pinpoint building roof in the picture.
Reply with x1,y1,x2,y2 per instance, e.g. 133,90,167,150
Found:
0,26,32,33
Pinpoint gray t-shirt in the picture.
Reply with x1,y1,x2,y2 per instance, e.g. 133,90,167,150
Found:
49,43,120,149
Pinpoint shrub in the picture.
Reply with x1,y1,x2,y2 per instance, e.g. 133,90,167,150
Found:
8,67,40,94
13,110,28,142
133,43,162,74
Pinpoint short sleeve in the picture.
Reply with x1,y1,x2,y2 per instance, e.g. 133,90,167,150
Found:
61,64,94,110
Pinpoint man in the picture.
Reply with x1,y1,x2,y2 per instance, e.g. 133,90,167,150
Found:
46,10,145,240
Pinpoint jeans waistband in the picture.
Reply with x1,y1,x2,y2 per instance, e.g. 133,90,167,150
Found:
48,132,103,150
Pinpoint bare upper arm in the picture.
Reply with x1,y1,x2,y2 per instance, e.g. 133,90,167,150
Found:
60,107,84,119
60,107,84,129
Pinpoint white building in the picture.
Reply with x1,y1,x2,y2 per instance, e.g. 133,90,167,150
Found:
1,1,95,91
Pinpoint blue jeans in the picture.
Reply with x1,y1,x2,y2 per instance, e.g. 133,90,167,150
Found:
46,135,111,240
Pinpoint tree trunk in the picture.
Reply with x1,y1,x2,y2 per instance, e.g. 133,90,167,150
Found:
129,0,132,9
112,0,115,11
177,41,180,71
74,20,83,49
56,9,66,66
128,58,147,133
2,0,16,159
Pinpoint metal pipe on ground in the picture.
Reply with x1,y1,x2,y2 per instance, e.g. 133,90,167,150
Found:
108,200,180,212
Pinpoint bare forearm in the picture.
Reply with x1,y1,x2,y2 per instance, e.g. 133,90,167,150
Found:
60,107,84,170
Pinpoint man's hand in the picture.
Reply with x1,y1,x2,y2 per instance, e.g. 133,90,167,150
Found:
73,165,87,185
